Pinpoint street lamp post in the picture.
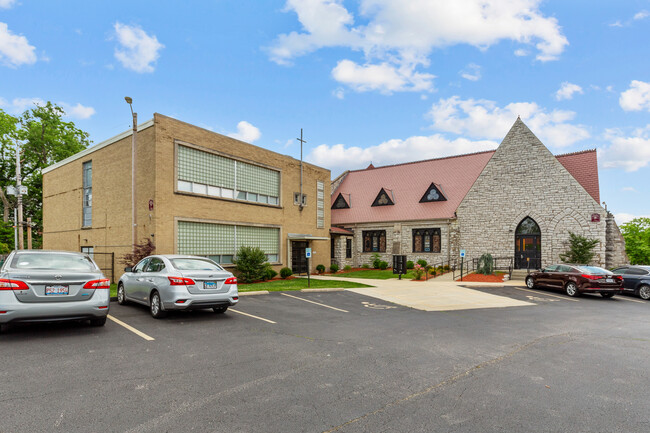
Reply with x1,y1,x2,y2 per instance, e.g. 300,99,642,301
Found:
125,97,137,253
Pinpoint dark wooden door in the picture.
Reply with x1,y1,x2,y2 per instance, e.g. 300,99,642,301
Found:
515,235,541,269
292,241,308,274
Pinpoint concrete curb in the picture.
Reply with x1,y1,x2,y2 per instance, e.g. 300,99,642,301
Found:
239,291,270,296
300,288,345,293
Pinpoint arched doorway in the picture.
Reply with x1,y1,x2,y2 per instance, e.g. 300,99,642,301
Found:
515,217,541,269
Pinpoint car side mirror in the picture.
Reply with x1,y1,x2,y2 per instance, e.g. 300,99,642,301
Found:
124,267,133,273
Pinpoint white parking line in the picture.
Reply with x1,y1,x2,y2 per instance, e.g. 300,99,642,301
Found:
615,296,647,304
510,286,580,302
229,309,276,324
281,293,349,313
107,315,155,341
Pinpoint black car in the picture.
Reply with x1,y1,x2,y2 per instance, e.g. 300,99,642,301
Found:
611,265,650,300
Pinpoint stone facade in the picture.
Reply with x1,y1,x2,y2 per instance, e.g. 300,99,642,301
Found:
605,212,629,268
456,118,612,268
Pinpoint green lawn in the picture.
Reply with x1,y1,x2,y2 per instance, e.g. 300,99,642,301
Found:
325,269,416,280
238,278,373,292
110,283,117,298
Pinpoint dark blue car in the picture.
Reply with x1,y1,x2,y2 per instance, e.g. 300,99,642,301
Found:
612,265,650,300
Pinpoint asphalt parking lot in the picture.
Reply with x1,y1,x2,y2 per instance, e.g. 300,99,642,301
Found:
2,284,650,432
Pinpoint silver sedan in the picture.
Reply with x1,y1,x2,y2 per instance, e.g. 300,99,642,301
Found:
0,250,110,332
117,255,239,318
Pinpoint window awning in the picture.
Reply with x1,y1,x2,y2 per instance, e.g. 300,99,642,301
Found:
287,233,330,241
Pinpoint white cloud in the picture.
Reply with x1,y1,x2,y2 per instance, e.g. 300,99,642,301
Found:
555,82,583,100
619,80,650,111
270,0,568,93
514,48,529,56
0,97,95,119
0,0,17,9
621,187,636,192
634,10,649,20
332,59,435,93
0,22,37,67
307,133,498,172
460,63,481,81
600,125,650,172
427,96,589,147
332,87,345,99
113,22,164,73
228,121,261,143
615,213,649,225
609,20,623,28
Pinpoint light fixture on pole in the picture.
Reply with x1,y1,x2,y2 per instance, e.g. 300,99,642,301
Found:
125,96,137,252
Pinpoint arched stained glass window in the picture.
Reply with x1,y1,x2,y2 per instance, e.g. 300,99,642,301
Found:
516,217,540,235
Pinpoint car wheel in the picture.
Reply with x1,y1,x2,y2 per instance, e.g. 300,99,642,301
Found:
90,317,107,326
213,306,228,314
150,291,167,319
117,283,128,305
601,293,615,299
0,323,7,334
525,276,536,289
637,285,650,300
565,282,579,297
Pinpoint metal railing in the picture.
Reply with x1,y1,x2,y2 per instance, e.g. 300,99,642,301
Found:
453,256,514,281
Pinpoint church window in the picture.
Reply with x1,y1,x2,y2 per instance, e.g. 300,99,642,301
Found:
363,230,386,252
371,188,394,207
419,183,447,203
332,193,350,209
412,228,441,253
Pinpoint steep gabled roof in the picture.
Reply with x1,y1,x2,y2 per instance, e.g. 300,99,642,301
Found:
556,149,600,203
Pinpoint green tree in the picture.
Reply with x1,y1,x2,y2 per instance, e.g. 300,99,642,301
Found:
0,221,13,253
620,218,650,265
233,246,267,283
0,103,91,247
559,232,599,264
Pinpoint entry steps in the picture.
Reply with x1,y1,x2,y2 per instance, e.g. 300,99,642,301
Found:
510,270,532,281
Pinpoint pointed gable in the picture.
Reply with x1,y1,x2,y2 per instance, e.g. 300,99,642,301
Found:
419,183,447,203
331,192,350,209
372,188,394,207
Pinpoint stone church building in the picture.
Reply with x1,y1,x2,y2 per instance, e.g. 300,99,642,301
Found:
330,118,627,270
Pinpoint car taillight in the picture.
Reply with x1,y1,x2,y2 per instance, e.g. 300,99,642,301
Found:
225,277,237,285
0,278,29,290
168,276,196,286
83,279,110,289
581,274,602,280
614,275,623,281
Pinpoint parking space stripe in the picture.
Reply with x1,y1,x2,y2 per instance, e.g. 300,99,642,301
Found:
107,315,155,341
281,293,349,312
615,296,647,304
229,309,276,324
509,286,580,302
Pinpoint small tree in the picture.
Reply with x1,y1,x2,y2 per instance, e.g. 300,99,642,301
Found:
233,246,267,283
621,217,650,265
476,253,494,275
120,238,156,268
559,232,599,264
371,252,381,269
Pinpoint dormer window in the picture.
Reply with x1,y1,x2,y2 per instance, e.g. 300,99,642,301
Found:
419,183,447,203
332,193,350,209
371,188,394,207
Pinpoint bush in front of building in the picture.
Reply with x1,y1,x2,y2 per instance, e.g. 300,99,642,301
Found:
120,238,156,268
262,263,278,281
379,261,388,270
412,264,425,280
477,253,494,275
416,259,427,268
330,263,339,273
371,253,382,269
361,263,370,269
406,260,414,269
280,267,293,279
234,246,267,283
344,265,352,271
316,264,325,274
559,232,599,264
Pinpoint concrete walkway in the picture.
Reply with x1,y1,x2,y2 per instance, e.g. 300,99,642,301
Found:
311,275,533,312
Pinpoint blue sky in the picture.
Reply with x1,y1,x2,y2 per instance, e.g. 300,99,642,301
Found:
1,0,649,224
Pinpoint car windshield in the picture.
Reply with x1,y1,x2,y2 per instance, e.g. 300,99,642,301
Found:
577,265,612,275
11,253,96,271
170,258,223,271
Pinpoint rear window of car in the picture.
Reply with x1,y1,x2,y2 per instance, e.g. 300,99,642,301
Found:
11,253,96,271
170,258,223,271
577,266,612,275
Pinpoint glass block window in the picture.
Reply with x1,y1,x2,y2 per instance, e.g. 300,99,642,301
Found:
178,221,279,264
82,161,92,227
177,144,280,205
317,181,324,228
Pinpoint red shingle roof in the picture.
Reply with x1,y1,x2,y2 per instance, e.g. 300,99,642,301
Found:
330,227,354,235
332,149,600,224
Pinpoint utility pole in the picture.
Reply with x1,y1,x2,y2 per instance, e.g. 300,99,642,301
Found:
16,146,24,250
296,129,306,211
125,97,137,252
27,217,32,250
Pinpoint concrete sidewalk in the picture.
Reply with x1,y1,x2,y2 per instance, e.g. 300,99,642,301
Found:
310,275,533,312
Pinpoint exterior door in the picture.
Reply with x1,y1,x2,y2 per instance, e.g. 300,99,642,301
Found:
515,217,541,269
291,241,308,274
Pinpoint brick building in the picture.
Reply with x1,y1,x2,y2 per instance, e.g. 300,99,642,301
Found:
42,114,331,280
330,118,628,270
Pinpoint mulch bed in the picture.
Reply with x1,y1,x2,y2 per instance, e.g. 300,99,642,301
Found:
459,273,507,283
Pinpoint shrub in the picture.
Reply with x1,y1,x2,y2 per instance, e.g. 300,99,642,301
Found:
280,267,293,279
443,265,450,272
233,246,267,283
559,232,599,264
379,261,388,270
361,263,370,269
330,263,339,273
262,264,278,281
371,252,382,269
406,260,414,269
120,238,155,269
429,267,437,276
477,253,494,275
316,264,326,274
412,264,425,280
416,259,427,268
344,265,352,271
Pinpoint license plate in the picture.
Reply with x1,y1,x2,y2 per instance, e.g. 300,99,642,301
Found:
606,278,614,283
203,281,217,290
45,285,69,295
